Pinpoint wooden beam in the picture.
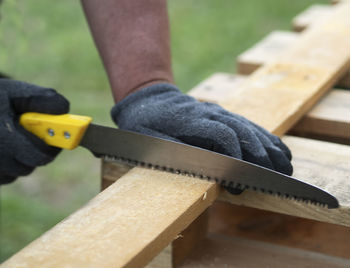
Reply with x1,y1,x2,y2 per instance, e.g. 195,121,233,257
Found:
178,234,350,268
4,2,350,266
291,89,350,143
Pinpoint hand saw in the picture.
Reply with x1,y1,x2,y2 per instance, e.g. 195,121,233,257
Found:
19,112,339,208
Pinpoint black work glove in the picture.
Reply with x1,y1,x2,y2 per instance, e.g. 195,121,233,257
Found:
111,83,292,194
0,79,69,184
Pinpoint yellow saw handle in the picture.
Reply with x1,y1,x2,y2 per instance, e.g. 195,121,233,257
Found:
20,112,92,150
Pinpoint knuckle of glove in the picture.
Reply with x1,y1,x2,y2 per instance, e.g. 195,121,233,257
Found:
217,109,293,175
252,132,293,175
13,89,70,115
0,79,70,115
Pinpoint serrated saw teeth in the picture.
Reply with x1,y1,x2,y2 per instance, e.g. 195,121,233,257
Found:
102,154,332,208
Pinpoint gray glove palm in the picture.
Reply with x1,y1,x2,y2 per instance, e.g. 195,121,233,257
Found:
111,83,292,193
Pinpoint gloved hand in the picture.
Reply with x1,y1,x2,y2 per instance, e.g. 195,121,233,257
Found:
0,79,69,184
111,83,292,194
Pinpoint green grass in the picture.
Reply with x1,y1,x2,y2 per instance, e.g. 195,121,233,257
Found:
0,0,327,262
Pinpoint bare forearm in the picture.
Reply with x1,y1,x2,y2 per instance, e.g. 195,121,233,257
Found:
81,0,174,102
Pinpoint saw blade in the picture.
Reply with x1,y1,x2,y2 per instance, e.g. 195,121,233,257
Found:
80,124,339,209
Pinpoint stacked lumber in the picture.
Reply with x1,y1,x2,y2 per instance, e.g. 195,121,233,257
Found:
3,1,350,267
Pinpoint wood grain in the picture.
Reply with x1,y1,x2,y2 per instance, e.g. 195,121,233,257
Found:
2,168,220,268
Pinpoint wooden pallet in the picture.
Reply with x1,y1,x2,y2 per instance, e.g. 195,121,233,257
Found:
3,1,350,267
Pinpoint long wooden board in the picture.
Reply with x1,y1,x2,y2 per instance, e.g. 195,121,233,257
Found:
2,168,220,268
189,73,350,143
4,2,350,267
291,89,350,143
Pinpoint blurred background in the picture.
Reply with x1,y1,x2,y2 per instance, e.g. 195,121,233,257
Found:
0,0,326,262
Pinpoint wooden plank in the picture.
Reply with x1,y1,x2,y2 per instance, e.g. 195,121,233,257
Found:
189,74,350,143
225,2,350,136
4,3,350,266
220,136,350,227
236,30,350,88
292,4,334,32
291,89,350,143
179,234,350,268
100,161,175,268
2,168,220,268
209,202,350,259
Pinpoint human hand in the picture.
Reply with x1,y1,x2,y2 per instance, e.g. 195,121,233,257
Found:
0,79,69,184
111,83,292,194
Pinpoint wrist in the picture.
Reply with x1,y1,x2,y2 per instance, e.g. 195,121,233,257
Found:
112,74,174,103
